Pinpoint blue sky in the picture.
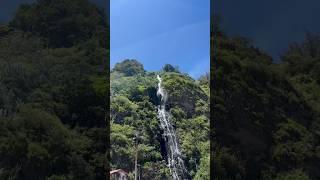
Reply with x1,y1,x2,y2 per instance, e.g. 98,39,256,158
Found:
111,0,210,78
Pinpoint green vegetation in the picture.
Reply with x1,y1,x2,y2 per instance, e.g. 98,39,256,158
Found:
110,60,210,179
0,0,108,179
112,59,145,76
212,17,320,179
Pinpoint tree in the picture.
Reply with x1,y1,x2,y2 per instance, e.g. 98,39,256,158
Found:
113,59,145,76
10,0,107,47
0,105,94,179
162,64,179,73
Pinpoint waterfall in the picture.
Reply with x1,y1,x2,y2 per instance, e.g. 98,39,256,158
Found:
156,75,187,180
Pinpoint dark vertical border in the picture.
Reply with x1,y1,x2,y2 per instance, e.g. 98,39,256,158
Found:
210,0,216,179
106,0,111,180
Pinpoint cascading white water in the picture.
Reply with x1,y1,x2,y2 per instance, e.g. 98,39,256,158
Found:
156,75,187,180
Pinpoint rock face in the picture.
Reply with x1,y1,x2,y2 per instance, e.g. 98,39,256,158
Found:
156,74,187,180
162,73,208,118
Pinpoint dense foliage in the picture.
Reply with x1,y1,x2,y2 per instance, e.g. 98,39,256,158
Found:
212,17,320,179
110,60,210,179
0,0,109,179
10,0,108,48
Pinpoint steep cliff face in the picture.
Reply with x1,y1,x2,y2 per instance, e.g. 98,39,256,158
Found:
162,73,209,119
110,60,210,179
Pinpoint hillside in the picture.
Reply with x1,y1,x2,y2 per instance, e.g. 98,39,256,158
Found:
212,18,320,180
110,60,210,179
0,0,109,179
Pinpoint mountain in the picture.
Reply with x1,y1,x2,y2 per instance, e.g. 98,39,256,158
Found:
110,59,210,179
212,17,320,180
0,0,109,179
